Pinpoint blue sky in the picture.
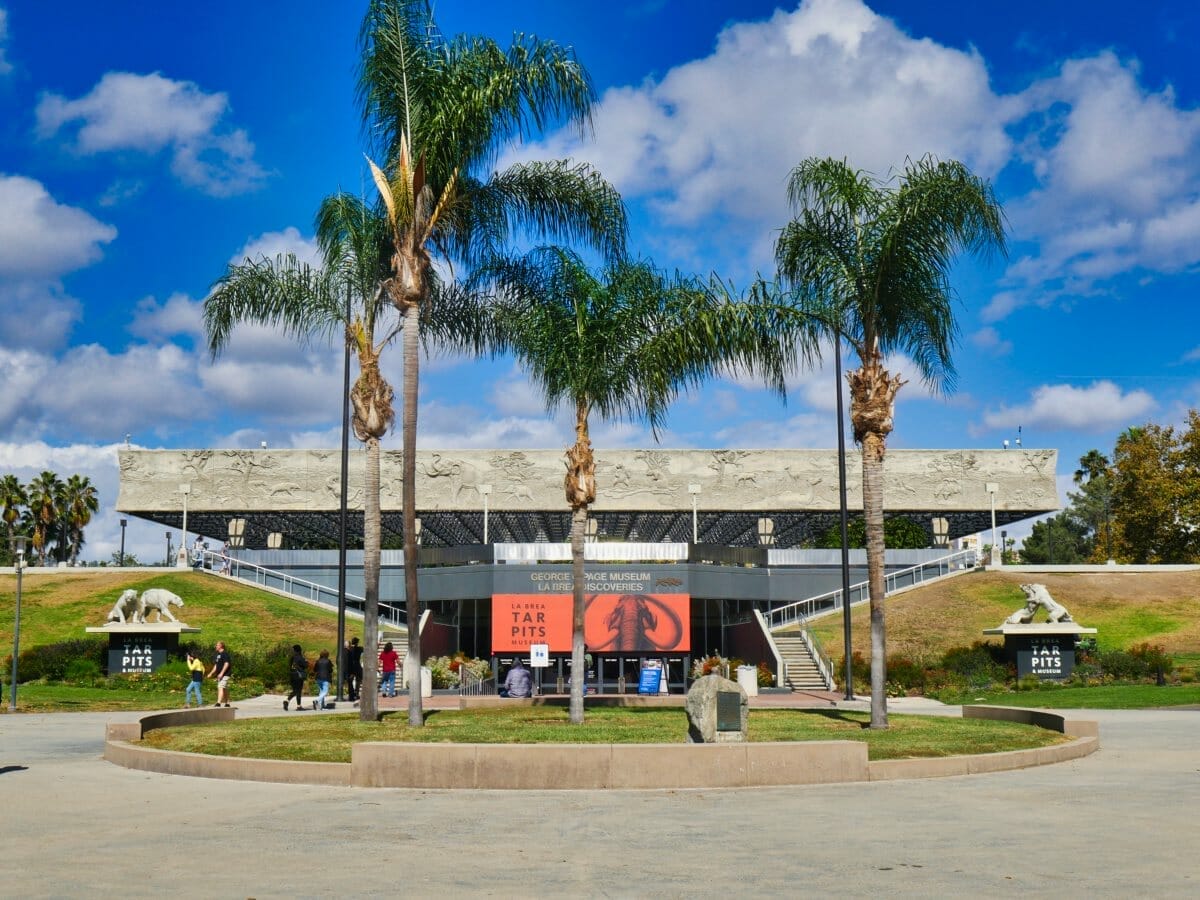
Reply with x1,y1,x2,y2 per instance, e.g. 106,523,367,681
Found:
2,0,1199,562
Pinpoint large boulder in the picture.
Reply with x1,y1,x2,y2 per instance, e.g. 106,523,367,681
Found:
685,674,748,743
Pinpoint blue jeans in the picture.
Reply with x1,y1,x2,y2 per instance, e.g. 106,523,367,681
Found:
381,671,396,696
185,680,203,706
315,679,330,708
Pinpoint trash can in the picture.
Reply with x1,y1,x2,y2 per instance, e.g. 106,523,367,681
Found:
736,664,759,697
420,665,432,698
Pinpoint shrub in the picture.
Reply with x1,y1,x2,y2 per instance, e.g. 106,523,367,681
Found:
63,658,103,685
425,656,459,689
756,661,774,687
12,638,106,682
885,655,926,692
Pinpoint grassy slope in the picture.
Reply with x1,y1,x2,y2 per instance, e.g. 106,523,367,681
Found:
0,570,360,655
807,569,1200,662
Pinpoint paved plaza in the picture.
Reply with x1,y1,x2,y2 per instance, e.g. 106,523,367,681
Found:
2,701,1198,898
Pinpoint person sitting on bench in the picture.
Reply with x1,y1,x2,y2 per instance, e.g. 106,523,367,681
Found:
503,659,532,698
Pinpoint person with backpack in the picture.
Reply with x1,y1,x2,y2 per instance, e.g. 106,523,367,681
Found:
312,649,334,710
284,644,308,711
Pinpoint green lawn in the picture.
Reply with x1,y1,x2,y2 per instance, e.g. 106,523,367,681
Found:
947,682,1200,709
140,706,1067,763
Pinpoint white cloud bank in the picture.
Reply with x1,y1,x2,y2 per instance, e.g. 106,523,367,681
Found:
981,381,1156,433
36,71,268,196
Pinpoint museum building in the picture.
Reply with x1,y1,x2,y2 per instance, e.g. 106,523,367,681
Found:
117,447,1057,691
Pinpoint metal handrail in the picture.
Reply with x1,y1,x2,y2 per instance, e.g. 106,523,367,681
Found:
767,548,978,631
196,550,406,628
799,626,834,689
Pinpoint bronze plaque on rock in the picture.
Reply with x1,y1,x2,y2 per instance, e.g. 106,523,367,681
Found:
717,691,741,731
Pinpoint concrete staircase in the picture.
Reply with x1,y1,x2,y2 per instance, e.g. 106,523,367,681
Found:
773,634,830,691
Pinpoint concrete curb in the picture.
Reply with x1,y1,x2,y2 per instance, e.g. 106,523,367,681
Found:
103,704,1099,789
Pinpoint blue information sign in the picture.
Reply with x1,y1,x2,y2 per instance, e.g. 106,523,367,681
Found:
638,663,663,694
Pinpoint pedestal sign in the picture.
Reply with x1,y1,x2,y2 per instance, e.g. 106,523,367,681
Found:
529,643,550,668
983,623,1097,683
85,623,201,675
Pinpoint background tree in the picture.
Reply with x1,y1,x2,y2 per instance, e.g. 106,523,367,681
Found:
27,471,63,567
1,474,27,559
358,0,626,726
206,193,399,722
60,474,99,566
483,247,794,723
1020,512,1091,564
816,515,930,549
1066,449,1116,563
1110,421,1199,563
773,155,1006,728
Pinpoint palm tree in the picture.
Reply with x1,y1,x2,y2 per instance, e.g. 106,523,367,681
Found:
774,156,1006,728
482,247,795,723
1,474,27,558
205,193,399,722
27,471,63,567
60,474,99,565
358,0,626,726
1073,449,1110,485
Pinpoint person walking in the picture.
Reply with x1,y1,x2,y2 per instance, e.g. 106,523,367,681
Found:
208,641,232,707
345,636,364,701
284,644,308,711
312,649,334,710
378,641,399,698
184,650,205,707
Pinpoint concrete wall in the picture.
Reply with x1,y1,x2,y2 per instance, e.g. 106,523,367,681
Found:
104,704,1099,789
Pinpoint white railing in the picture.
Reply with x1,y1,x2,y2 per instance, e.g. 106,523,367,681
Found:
197,550,406,628
798,627,834,689
767,548,978,632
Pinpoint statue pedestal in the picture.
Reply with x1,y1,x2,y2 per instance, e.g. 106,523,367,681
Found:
86,623,201,675
983,624,1097,681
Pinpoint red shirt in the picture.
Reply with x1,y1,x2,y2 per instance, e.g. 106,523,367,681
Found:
379,649,399,674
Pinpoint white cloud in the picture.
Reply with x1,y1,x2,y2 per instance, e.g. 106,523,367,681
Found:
995,52,1200,316
981,380,1156,432
0,8,12,76
230,226,321,268
0,175,116,279
969,326,1013,356
36,71,267,196
0,280,83,353
511,0,1011,275
129,292,205,342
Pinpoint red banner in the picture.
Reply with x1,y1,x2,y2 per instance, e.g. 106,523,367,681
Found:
492,593,690,653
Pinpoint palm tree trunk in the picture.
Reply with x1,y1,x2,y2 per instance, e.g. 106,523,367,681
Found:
359,435,381,721
861,433,888,729
849,358,903,730
569,504,587,724
565,404,595,726
402,301,424,727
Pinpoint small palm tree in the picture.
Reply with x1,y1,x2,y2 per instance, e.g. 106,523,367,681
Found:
1,474,27,557
774,156,1006,728
60,474,99,565
206,194,399,722
27,470,63,567
483,247,794,723
358,0,626,726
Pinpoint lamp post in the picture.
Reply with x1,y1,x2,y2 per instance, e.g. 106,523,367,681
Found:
986,482,999,566
688,484,701,544
480,484,492,544
833,336,855,701
177,483,191,568
337,285,352,701
165,531,172,567
8,535,27,711
267,532,283,550
119,518,127,566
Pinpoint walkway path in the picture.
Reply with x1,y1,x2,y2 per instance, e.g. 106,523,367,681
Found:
2,701,1197,897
